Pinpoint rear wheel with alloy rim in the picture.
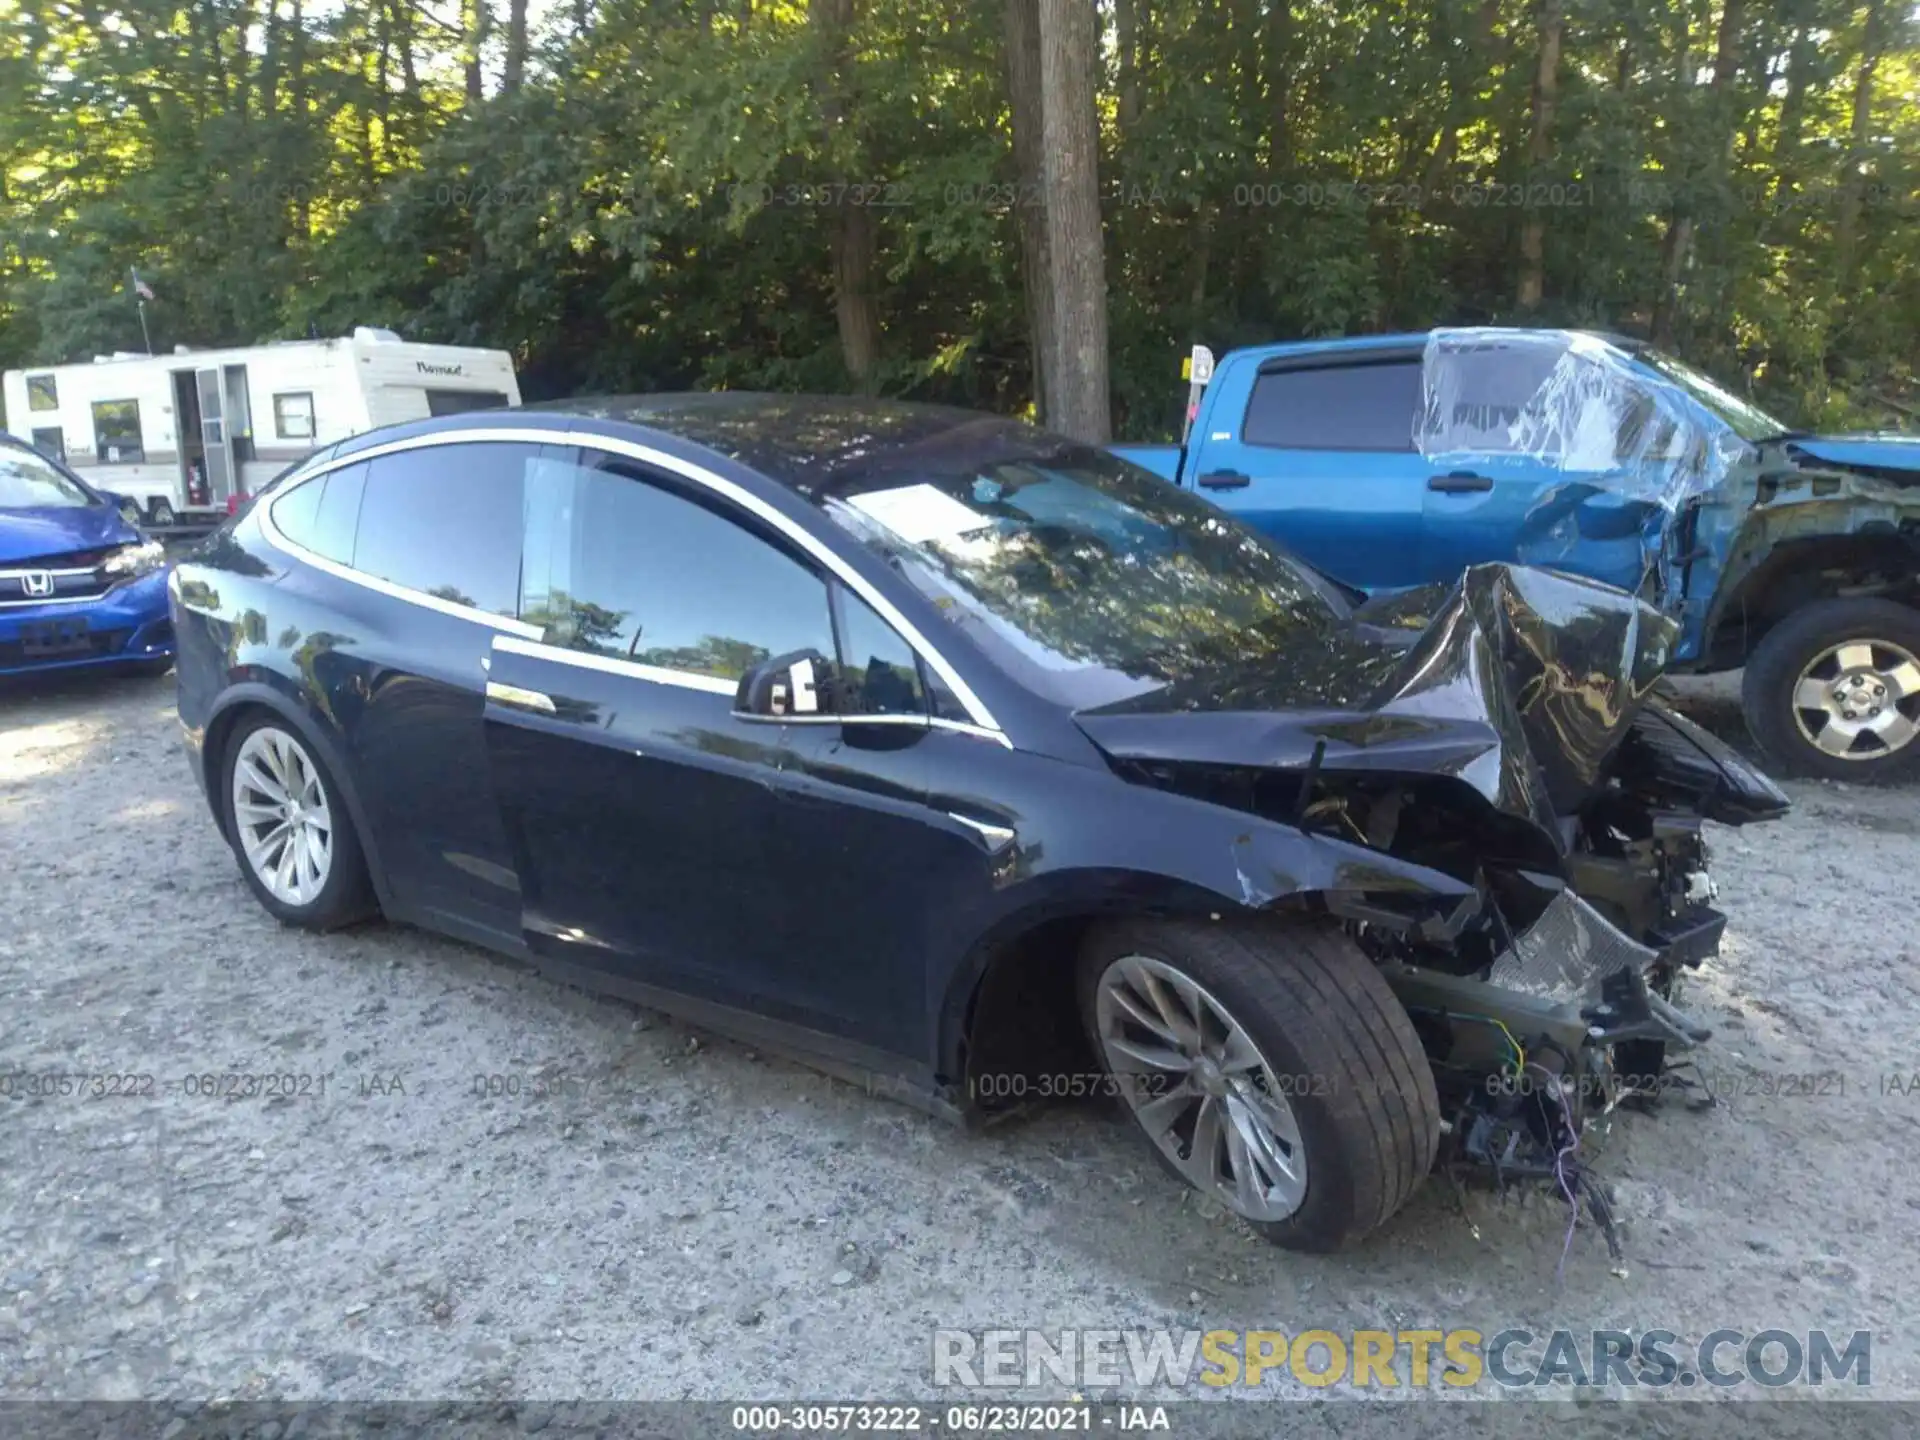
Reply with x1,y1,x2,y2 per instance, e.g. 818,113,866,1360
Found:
222,715,374,928
1079,916,1438,1251
1742,598,1920,782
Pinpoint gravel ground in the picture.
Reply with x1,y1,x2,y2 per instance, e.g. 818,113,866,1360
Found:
1,668,1916,1404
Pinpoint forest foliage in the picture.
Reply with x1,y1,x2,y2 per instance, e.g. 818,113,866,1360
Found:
2,0,1916,440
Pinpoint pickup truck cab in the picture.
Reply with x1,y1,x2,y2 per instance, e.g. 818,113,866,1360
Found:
1113,329,1920,781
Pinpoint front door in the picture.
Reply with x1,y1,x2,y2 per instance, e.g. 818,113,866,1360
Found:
481,447,849,1016
1416,334,1663,594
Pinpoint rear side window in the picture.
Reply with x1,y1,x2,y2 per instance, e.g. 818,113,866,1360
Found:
352,444,533,617
1242,361,1421,451
520,456,834,683
270,460,368,566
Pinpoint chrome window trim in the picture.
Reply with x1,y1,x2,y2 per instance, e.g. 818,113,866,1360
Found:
717,707,1010,745
266,427,1008,739
493,633,737,696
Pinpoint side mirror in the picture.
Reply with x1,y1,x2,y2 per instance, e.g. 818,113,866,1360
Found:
735,648,840,721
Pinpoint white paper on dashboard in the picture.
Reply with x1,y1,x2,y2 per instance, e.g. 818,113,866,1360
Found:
845,484,992,547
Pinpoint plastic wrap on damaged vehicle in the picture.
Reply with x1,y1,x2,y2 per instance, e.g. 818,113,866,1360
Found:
1416,329,1750,597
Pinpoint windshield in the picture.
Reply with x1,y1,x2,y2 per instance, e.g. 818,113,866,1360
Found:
822,444,1353,710
1635,349,1787,443
0,444,95,508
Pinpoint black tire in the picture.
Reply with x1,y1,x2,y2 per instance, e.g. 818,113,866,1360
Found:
1078,916,1439,1252
1741,598,1920,783
126,657,175,678
219,712,376,930
149,499,177,528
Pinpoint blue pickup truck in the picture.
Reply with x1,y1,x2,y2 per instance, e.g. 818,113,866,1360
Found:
1112,328,1920,781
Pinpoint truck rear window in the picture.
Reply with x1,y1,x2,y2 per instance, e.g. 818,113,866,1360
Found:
1243,361,1421,452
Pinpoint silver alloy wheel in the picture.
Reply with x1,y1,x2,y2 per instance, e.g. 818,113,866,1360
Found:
1094,954,1308,1223
1790,638,1920,760
231,727,334,906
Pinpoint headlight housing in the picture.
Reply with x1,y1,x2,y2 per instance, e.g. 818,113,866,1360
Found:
100,539,166,584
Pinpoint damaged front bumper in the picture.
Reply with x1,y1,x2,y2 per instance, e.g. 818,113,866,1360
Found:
1384,889,1715,1065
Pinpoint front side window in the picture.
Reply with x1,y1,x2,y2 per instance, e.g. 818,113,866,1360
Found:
92,399,144,463
836,588,926,715
352,444,532,616
274,392,315,440
0,443,92,508
1243,361,1422,451
1636,349,1787,443
27,374,57,412
521,456,835,683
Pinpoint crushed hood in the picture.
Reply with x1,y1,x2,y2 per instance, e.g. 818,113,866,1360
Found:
0,503,134,565
1783,433,1920,479
1075,564,1674,839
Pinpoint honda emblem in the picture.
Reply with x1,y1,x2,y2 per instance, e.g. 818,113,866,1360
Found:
20,571,54,598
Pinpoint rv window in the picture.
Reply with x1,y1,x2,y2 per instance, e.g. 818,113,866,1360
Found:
91,399,144,464
426,389,509,417
30,427,65,462
275,392,316,440
27,375,58,412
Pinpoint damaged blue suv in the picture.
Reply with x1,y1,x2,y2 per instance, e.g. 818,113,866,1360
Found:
1114,329,1920,781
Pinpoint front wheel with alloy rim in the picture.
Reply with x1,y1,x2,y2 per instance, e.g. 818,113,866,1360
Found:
1741,598,1920,782
222,715,375,928
1079,916,1439,1252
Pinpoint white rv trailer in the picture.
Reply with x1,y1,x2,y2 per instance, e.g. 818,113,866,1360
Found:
1,328,520,526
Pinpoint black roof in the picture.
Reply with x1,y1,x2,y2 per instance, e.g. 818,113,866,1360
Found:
537,393,1074,499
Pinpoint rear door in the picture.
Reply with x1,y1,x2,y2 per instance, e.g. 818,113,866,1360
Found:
1189,354,1429,589
337,442,544,937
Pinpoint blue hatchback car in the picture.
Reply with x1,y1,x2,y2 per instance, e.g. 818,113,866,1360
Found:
0,434,174,678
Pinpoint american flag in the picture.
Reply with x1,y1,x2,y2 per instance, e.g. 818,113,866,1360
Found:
129,267,155,301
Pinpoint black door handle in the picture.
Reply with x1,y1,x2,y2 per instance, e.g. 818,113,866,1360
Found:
1427,471,1493,493
1197,470,1251,490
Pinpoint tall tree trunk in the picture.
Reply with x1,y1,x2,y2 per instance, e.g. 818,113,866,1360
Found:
465,0,490,102
1114,0,1141,136
503,0,529,93
1515,0,1563,310
260,0,282,116
1005,0,1054,422
814,0,881,391
1037,0,1110,442
1832,0,1888,294
1650,0,1743,344
1265,0,1292,170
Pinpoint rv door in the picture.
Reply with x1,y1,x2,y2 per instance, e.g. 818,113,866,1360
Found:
194,366,239,504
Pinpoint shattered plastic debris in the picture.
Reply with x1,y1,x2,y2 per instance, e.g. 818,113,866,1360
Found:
1487,890,1658,1006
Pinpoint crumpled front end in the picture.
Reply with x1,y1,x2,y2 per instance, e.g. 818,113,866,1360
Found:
1080,559,1789,1242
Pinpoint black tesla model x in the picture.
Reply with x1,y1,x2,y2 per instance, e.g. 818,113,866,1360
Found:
171,395,1783,1251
